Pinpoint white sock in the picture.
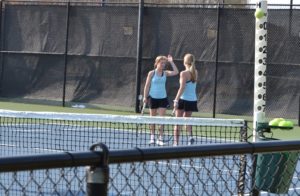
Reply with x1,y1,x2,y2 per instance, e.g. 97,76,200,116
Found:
150,135,155,140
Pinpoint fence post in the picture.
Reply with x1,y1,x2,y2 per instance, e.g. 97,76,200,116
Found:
212,3,221,118
135,0,144,113
0,1,5,95
86,143,109,196
238,121,248,195
62,1,70,107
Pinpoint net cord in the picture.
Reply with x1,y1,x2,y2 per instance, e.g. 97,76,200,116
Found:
0,109,245,127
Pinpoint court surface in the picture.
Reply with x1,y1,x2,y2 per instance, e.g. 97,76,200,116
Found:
1,124,299,196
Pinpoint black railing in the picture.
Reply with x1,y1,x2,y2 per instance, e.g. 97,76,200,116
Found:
1,141,300,195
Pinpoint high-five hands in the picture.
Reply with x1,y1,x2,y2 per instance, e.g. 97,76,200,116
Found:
167,55,173,63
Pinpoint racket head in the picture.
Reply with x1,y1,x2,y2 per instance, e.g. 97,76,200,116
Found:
138,94,143,100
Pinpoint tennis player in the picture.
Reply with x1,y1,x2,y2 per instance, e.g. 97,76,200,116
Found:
143,55,178,146
173,53,198,146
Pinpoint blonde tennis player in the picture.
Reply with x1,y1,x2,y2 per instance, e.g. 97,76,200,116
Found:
143,55,178,146
173,53,198,146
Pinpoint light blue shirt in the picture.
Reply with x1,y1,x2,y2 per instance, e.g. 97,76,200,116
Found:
149,70,167,99
181,81,197,101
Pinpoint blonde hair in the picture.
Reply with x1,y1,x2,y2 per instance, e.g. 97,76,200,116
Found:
184,53,197,82
154,55,167,68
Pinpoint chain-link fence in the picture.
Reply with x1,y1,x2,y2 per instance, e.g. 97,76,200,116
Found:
0,1,299,120
0,141,300,196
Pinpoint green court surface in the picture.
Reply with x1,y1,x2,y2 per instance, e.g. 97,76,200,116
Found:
0,100,299,140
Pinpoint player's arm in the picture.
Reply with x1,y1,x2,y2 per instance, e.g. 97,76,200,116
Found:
173,71,187,107
143,71,154,103
165,55,179,77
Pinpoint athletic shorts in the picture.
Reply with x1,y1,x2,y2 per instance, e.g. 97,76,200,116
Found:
177,99,198,112
148,97,169,109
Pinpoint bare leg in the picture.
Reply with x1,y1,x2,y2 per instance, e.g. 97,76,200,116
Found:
183,112,193,136
157,108,167,139
173,109,184,145
149,109,157,142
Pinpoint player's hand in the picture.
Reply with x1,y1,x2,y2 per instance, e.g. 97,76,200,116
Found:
143,97,148,103
167,55,173,62
173,100,178,109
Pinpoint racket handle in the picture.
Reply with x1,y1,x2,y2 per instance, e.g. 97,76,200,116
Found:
171,108,176,116
141,103,146,115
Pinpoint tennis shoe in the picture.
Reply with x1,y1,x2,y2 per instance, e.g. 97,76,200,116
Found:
156,139,165,146
173,143,178,147
188,137,195,145
149,139,155,144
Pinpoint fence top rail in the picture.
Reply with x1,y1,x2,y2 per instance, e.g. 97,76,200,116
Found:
2,1,300,9
0,140,300,172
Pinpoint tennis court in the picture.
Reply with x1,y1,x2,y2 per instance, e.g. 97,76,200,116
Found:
0,109,245,153
0,109,248,195
0,109,299,195
0,0,299,194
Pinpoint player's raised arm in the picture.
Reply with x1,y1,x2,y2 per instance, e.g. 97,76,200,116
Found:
165,55,178,77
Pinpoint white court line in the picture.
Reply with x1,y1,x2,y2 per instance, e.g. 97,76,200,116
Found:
2,126,143,133
0,143,65,153
149,160,241,174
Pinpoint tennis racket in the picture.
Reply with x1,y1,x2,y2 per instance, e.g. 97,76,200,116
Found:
136,95,146,137
171,108,176,116
141,102,146,116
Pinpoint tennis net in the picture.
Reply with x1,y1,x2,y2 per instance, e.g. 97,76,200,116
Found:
0,109,248,157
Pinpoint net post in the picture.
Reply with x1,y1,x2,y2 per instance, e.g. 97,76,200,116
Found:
253,0,268,141
252,1,268,195
298,95,300,126
86,143,109,196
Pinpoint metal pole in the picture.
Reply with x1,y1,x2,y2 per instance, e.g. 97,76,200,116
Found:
212,3,221,118
135,0,144,113
253,0,268,141
298,95,300,126
86,143,109,196
0,1,5,95
237,121,248,195
289,0,293,36
251,153,260,196
100,0,106,7
62,1,70,107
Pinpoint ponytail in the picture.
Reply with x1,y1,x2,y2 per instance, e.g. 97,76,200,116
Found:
184,54,197,82
189,62,196,82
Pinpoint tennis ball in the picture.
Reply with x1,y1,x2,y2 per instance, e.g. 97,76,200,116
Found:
286,121,294,127
255,8,265,19
269,118,284,127
278,120,294,128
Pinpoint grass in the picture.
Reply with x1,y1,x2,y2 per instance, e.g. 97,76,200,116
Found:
0,100,133,115
0,100,299,140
